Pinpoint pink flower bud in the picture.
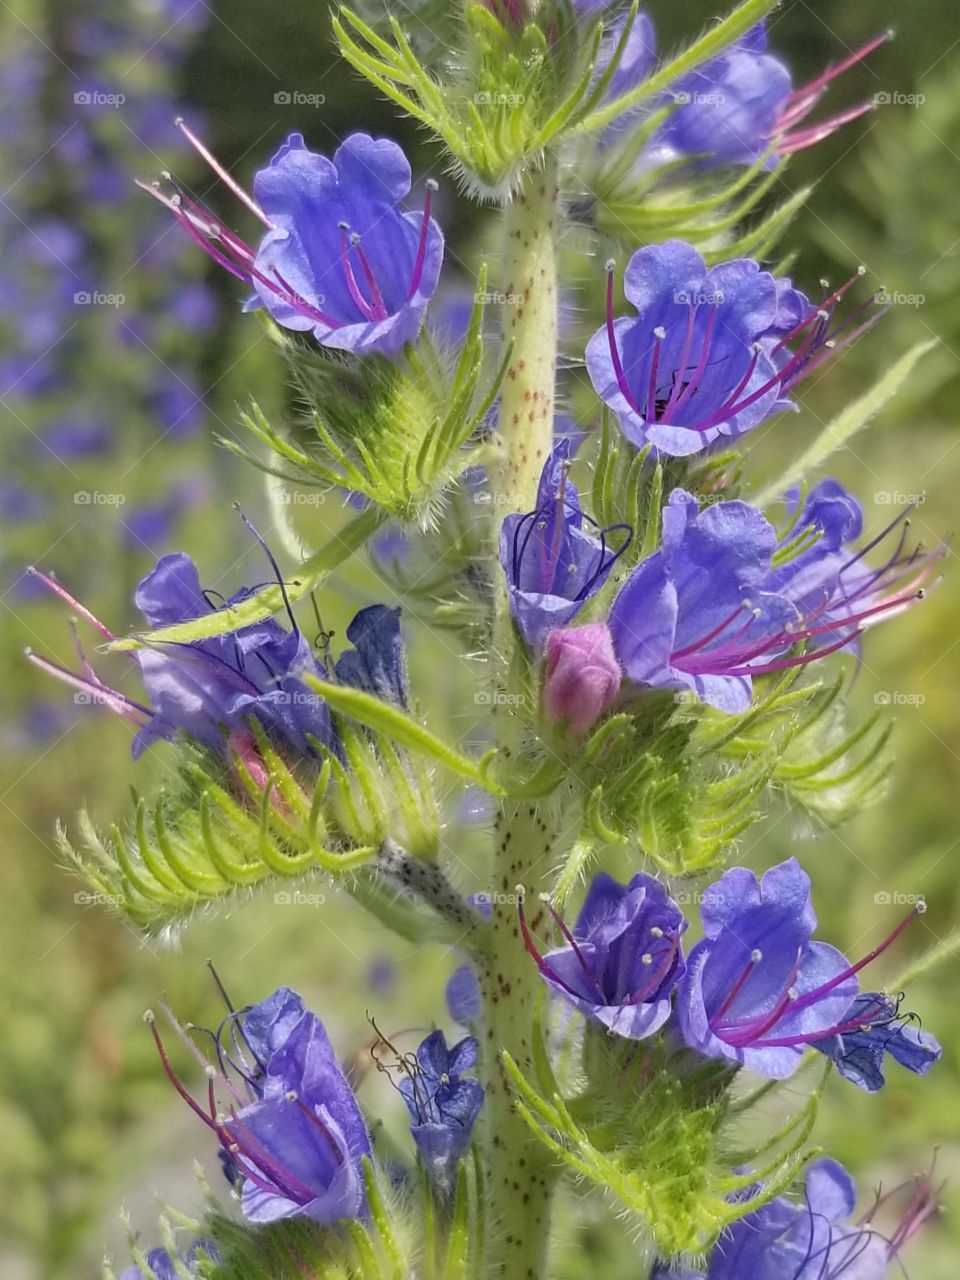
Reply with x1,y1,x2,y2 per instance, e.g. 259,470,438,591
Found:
544,623,621,736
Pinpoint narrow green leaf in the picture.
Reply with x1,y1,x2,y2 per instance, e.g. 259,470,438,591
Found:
580,0,782,134
111,505,385,651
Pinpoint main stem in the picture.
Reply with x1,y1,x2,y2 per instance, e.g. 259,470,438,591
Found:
481,153,561,1280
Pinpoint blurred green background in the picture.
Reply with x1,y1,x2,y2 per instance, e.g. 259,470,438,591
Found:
1,0,959,1275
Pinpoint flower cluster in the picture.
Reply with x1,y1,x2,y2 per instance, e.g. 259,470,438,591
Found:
521,859,941,1090
149,986,483,1229
503,450,936,730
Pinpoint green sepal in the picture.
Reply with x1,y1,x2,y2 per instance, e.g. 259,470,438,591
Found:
306,676,503,796
223,272,506,527
502,1014,824,1256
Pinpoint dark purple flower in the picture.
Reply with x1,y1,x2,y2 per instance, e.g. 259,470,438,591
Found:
398,1030,483,1195
119,1240,219,1280
144,125,443,358
587,242,881,457
810,992,941,1093
651,1156,938,1279
543,621,621,736
149,986,371,1225
520,871,686,1040
676,858,923,1079
334,604,409,708
499,439,630,650
607,489,934,714
27,550,336,765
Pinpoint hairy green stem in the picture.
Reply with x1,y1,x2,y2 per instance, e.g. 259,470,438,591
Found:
481,153,562,1280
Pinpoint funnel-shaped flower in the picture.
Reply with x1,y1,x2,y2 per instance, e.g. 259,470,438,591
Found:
588,242,881,457
598,19,889,170
399,1030,483,1196
27,552,335,763
606,488,936,714
676,859,924,1079
141,125,443,358
149,986,371,1225
500,439,630,650
521,871,686,1040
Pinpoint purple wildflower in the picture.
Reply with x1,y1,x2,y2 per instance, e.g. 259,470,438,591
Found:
810,991,941,1093
676,858,924,1079
520,871,686,1040
651,1156,939,1279
142,125,443,358
607,489,935,714
587,241,879,457
499,439,630,650
398,1030,483,1196
148,985,372,1224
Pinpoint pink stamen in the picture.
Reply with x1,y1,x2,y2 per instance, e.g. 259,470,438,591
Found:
718,950,803,1047
347,232,389,320
623,935,680,1006
27,567,116,640
663,303,699,420
24,649,152,724
709,951,763,1027
671,307,718,417
785,31,892,107
175,116,273,227
407,179,437,300
147,1016,219,1131
517,897,589,1003
779,102,874,155
543,899,607,1004
785,906,922,1017
671,603,750,660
